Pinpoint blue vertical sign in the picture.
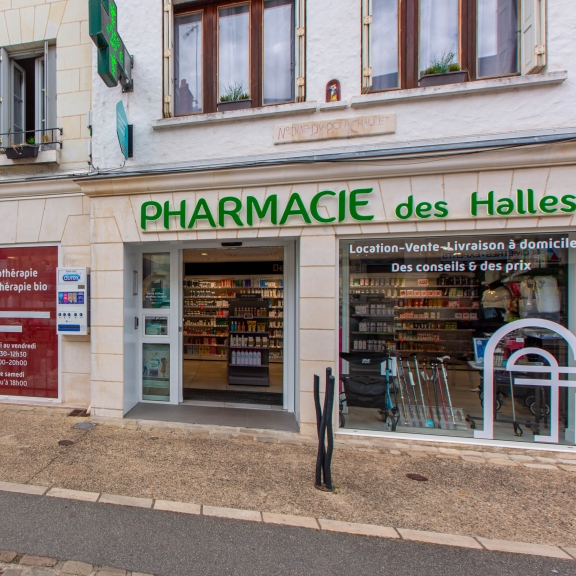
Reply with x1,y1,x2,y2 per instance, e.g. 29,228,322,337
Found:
116,101,129,158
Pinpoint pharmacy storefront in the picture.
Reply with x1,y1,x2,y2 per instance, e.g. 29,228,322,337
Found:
4,164,574,450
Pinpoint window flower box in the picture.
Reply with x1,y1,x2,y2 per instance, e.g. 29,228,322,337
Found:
217,99,252,112
419,70,469,88
5,145,40,160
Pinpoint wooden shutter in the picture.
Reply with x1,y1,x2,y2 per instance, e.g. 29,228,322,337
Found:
521,0,546,75
361,0,372,93
295,0,306,102
163,0,175,117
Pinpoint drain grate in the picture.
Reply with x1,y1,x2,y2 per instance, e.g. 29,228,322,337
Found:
58,439,75,447
67,409,89,417
73,422,95,431
406,473,428,482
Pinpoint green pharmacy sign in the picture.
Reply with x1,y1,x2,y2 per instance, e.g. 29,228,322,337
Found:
89,0,133,91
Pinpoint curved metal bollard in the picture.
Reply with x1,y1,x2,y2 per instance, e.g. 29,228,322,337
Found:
314,367,336,492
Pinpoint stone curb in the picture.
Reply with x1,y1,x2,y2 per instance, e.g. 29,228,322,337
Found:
0,483,573,562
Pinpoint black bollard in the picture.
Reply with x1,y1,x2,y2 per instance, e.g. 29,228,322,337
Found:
314,368,336,491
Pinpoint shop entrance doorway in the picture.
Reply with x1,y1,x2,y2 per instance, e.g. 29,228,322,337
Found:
182,246,284,407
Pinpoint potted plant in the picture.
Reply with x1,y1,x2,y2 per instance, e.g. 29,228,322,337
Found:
217,82,251,112
5,136,40,160
419,51,468,88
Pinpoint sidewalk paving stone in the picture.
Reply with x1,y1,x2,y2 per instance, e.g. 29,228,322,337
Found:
0,550,17,562
522,463,558,470
0,481,48,496
398,529,482,549
558,465,576,472
561,546,576,559
46,487,100,502
154,499,201,515
318,519,399,539
19,555,57,567
2,570,23,576
262,512,319,529
477,537,571,559
99,494,153,509
203,506,262,522
61,561,93,575
96,568,126,576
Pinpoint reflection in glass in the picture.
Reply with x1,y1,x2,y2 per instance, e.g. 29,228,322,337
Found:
145,316,169,336
143,253,171,309
264,0,294,104
372,0,399,90
477,0,518,78
419,0,459,74
142,343,170,401
175,12,203,114
339,233,575,446
219,4,250,101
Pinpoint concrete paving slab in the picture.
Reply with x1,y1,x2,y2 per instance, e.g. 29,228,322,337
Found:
262,512,319,529
398,529,482,549
561,546,576,559
203,505,261,522
318,519,399,539
154,499,201,515
46,487,100,502
0,481,48,496
477,537,571,559
0,550,18,562
19,555,58,567
99,493,153,509
61,560,94,575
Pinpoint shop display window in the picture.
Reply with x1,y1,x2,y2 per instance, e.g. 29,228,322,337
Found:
142,343,171,401
339,233,576,445
143,253,171,309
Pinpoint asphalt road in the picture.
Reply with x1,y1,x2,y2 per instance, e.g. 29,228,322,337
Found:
0,492,573,576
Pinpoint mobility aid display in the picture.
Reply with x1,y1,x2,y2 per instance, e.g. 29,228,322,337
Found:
339,351,400,431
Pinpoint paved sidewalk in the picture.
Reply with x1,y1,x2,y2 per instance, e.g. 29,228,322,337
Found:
0,491,574,576
1,405,576,549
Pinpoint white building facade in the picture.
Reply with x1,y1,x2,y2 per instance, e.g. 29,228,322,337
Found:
4,0,576,450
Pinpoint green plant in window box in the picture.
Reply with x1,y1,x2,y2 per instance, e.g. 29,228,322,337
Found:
420,51,468,87
4,133,40,160
217,81,252,112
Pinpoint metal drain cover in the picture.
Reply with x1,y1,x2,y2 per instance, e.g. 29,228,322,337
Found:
406,473,428,482
58,439,75,447
73,422,95,430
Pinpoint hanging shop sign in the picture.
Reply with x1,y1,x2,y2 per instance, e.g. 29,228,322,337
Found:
116,101,133,159
141,189,375,230
89,0,134,91
0,247,58,399
394,190,576,220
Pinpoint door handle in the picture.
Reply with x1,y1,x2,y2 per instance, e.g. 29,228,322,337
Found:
135,317,139,330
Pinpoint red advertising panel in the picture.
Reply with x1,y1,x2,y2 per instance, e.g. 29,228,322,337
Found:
0,247,58,398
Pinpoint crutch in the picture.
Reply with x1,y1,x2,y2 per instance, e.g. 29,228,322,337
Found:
413,354,434,427
438,356,456,429
397,355,417,426
508,371,523,437
422,357,439,427
394,357,408,425
431,360,449,429
405,356,423,426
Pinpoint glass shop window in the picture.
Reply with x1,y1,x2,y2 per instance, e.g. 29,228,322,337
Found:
339,233,576,446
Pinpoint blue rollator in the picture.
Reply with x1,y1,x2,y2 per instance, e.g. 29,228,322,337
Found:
339,352,400,431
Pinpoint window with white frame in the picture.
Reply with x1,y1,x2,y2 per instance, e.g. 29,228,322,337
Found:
0,42,57,147
362,0,546,93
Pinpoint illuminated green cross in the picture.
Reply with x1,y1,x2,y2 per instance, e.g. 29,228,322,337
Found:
89,0,133,90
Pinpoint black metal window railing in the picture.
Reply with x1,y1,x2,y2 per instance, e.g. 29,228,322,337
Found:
0,127,63,152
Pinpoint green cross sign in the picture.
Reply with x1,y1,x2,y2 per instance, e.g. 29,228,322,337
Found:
89,0,133,91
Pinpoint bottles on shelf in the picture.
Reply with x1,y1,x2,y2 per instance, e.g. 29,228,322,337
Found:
231,350,263,366
230,334,268,348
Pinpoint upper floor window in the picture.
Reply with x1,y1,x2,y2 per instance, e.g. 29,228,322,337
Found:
173,0,296,116
0,42,57,147
362,0,545,93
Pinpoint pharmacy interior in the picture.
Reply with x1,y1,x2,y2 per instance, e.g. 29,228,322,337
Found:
141,245,287,408
339,232,576,446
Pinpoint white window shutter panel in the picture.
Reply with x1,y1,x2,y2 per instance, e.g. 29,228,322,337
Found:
163,1,174,118
0,48,9,145
361,0,372,94
522,0,546,75
295,0,306,103
47,45,57,131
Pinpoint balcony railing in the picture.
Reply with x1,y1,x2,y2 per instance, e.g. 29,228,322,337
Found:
0,128,63,152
